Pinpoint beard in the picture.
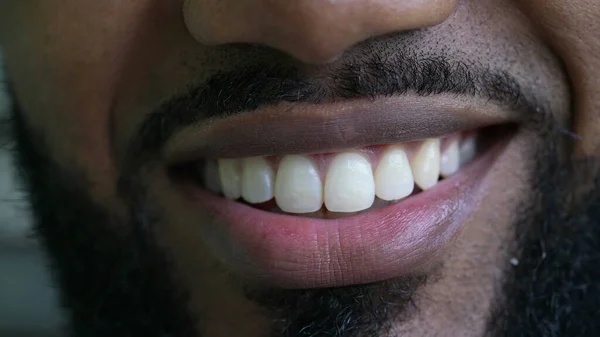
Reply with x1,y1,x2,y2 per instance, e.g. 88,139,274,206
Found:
486,159,600,337
6,90,600,337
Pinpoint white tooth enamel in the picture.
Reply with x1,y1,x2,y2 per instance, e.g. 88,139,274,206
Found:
459,135,477,167
440,139,460,178
410,138,441,190
241,157,274,204
325,152,375,213
374,146,414,201
275,155,323,213
218,159,242,200
203,160,222,194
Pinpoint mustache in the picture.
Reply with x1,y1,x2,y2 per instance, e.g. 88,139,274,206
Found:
126,51,540,164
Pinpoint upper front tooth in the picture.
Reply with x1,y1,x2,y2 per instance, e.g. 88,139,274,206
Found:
324,152,375,213
274,155,323,213
440,139,460,178
241,157,274,204
410,138,441,190
218,159,242,200
374,146,414,201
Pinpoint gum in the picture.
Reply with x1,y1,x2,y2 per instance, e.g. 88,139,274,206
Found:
215,131,476,182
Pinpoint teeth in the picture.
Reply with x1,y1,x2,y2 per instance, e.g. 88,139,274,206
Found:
374,146,414,201
209,134,475,213
324,152,375,213
459,135,477,167
274,155,323,213
241,157,274,204
218,159,242,200
410,138,440,190
203,160,222,194
440,139,460,178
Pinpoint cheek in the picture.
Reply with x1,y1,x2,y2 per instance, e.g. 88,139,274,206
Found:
519,0,600,156
1,0,177,199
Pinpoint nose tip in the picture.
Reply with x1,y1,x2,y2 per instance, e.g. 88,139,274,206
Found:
184,0,457,64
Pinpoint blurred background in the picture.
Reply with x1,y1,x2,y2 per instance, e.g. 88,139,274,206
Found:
0,54,66,336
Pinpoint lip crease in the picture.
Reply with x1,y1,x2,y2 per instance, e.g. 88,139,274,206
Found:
176,133,511,289
163,95,516,164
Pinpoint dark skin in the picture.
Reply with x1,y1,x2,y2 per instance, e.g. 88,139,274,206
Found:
1,1,599,336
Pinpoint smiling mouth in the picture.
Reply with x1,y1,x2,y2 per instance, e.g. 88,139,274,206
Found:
183,129,489,219
163,96,518,288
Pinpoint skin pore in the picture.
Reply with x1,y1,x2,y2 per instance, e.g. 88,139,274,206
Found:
1,1,599,336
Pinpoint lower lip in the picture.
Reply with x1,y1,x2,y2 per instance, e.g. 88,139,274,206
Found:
184,138,508,289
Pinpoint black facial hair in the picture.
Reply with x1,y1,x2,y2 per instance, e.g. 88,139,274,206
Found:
7,98,199,336
6,72,599,337
487,155,600,335
242,119,562,337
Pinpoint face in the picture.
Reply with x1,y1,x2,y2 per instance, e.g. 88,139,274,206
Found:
1,1,599,336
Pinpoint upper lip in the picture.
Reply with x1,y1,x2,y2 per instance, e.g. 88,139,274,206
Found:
164,95,518,165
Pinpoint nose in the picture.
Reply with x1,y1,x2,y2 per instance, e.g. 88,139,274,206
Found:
183,0,457,63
